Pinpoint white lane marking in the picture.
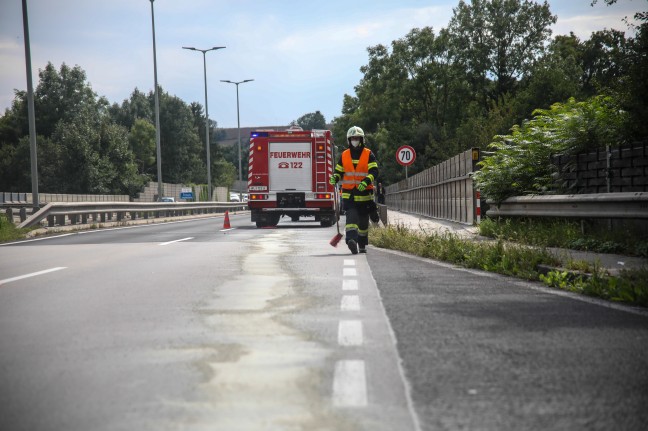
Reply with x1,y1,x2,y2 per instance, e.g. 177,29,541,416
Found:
338,320,363,346
333,360,367,407
0,267,67,286
219,228,236,232
344,259,356,266
343,267,357,277
341,295,361,311
342,279,358,291
0,233,74,246
159,237,193,246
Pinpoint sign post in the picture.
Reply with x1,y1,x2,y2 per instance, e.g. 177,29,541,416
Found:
396,145,416,178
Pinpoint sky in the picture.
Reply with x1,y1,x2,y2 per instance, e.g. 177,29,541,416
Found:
1,0,645,129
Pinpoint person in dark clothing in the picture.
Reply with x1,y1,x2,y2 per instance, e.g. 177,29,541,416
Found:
376,182,385,204
329,126,379,254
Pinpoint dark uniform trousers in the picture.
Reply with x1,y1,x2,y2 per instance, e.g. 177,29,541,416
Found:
344,200,370,248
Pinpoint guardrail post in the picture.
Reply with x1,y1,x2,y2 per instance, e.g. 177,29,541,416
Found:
47,215,55,227
5,208,14,224
19,207,27,222
56,214,65,226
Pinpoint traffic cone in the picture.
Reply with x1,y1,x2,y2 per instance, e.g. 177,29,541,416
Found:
223,211,231,229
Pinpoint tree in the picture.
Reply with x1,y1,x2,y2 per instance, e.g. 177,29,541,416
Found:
296,111,327,130
34,62,101,137
129,118,156,175
447,0,556,104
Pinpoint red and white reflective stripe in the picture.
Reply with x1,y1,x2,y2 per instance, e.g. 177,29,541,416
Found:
327,138,333,176
248,141,255,188
475,190,481,223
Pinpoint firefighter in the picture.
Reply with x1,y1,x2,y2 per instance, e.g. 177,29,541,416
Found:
329,126,379,254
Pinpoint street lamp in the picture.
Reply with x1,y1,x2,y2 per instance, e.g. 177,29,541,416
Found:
21,0,39,211
149,0,163,200
220,79,254,183
183,46,225,201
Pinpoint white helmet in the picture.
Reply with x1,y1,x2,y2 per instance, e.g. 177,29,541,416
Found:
346,126,365,140
347,126,365,147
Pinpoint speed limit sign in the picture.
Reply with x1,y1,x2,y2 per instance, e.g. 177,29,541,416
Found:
396,145,416,166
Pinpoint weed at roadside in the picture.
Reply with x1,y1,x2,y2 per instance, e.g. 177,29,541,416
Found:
0,214,36,242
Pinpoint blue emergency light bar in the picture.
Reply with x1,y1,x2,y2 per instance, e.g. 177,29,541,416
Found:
251,132,268,137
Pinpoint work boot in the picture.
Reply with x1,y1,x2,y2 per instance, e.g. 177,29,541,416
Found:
359,245,367,254
347,239,358,255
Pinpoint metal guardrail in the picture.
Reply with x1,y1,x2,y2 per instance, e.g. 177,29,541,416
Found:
486,192,648,219
15,201,247,229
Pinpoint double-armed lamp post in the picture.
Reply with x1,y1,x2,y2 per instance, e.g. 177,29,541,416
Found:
183,46,226,201
220,79,254,183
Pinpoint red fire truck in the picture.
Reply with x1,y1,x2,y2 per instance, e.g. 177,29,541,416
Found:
247,127,338,228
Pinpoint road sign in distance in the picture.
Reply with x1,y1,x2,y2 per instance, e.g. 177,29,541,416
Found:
396,145,416,166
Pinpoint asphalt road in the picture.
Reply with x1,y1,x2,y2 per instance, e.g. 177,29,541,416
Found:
0,214,416,431
1,214,646,430
367,248,648,431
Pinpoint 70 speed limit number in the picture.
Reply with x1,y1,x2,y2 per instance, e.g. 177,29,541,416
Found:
396,145,416,166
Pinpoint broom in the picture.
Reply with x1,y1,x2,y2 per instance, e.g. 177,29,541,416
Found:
329,187,344,247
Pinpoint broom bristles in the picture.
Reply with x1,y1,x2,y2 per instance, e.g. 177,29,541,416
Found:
329,233,343,247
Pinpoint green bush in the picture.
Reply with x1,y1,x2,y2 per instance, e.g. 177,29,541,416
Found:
474,96,629,204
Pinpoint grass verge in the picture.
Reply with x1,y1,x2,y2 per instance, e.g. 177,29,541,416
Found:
370,224,648,307
479,217,648,257
0,214,38,242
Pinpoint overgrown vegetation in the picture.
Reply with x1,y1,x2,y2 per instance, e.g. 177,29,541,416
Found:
370,223,648,307
478,217,648,257
332,1,647,187
472,96,630,203
540,267,648,307
370,224,560,280
0,214,34,242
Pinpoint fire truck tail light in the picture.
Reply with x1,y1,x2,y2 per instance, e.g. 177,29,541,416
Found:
250,194,267,200
316,193,331,199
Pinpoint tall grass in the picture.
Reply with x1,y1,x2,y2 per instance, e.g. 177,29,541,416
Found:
479,217,648,257
0,214,34,242
371,224,560,280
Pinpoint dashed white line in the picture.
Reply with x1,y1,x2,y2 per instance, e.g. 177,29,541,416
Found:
343,267,357,277
338,320,363,346
341,295,361,311
342,279,358,291
159,237,193,246
344,259,356,266
0,267,67,286
333,360,367,407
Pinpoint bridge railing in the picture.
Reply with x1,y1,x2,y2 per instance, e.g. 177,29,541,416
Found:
385,148,481,225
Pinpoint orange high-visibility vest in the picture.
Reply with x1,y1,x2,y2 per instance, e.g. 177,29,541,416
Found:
341,148,373,191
